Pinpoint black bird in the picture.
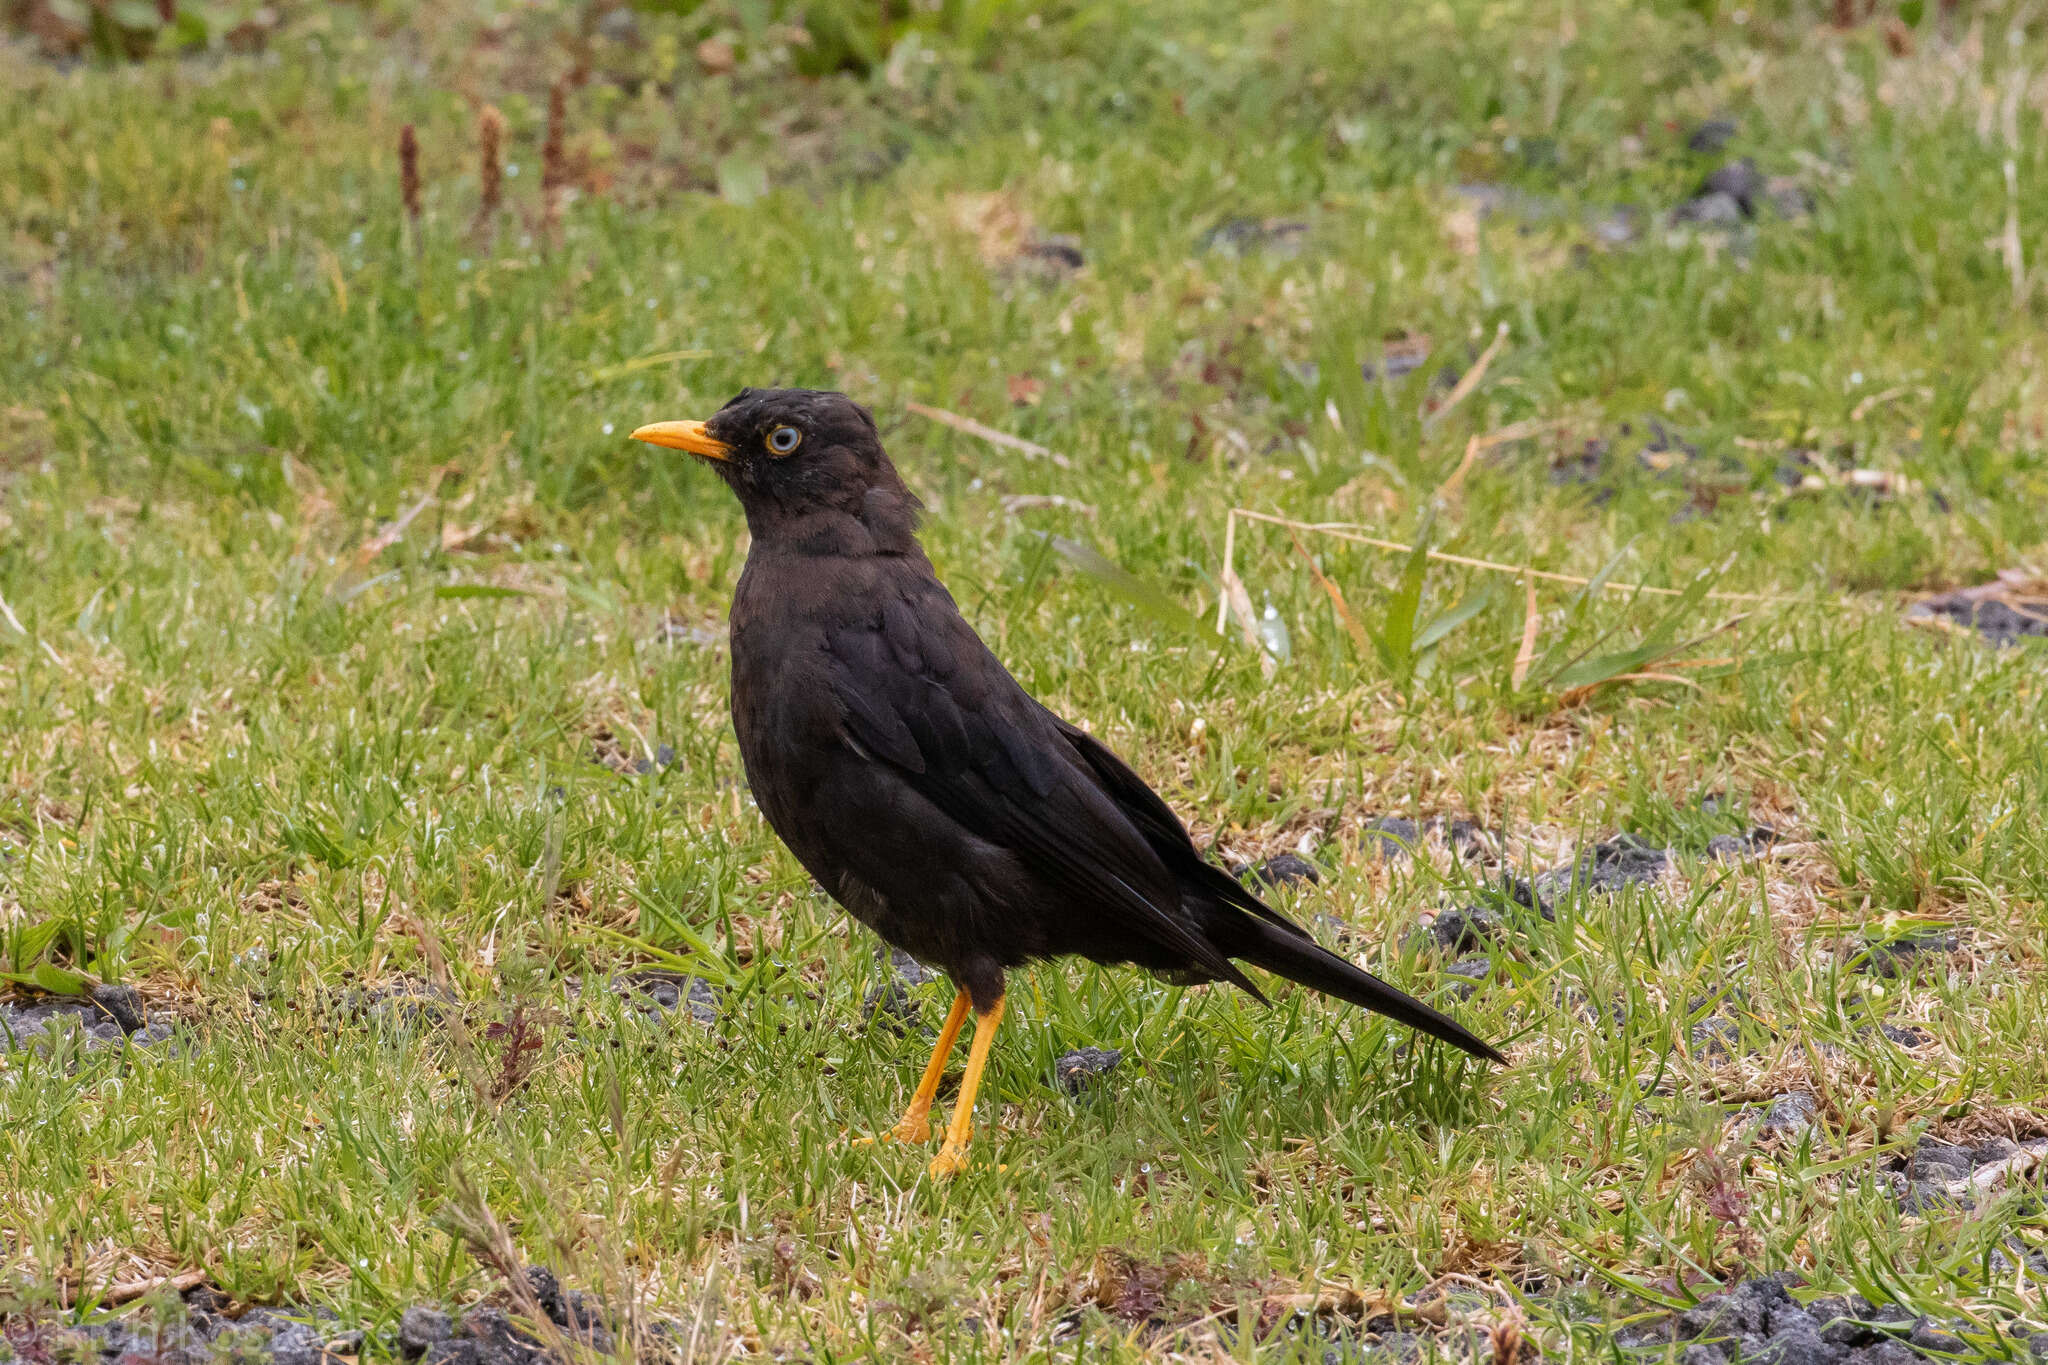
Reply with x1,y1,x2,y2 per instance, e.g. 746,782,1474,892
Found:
632,388,1503,1177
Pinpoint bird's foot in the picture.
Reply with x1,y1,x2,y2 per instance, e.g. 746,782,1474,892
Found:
854,1111,934,1146
927,1139,972,1179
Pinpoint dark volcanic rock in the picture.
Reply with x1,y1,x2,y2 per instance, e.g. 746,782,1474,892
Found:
1443,955,1491,1000
1426,906,1504,952
1855,931,1960,979
1198,217,1308,258
1246,853,1320,889
1903,1138,1974,1183
1758,1092,1818,1139
1673,190,1745,227
1688,118,1739,154
1527,834,1669,909
89,983,145,1032
623,971,719,1028
863,949,938,1034
1702,158,1766,214
0,990,172,1053
1053,1046,1123,1096
1363,816,1420,858
1907,583,2048,646
400,1307,455,1359
1693,1015,1744,1061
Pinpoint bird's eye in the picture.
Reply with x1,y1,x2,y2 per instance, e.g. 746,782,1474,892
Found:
765,425,803,456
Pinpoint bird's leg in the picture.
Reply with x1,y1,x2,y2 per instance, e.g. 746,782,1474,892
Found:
928,994,1005,1179
860,987,970,1145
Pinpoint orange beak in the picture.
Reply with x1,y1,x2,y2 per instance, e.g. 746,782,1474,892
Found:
629,420,731,462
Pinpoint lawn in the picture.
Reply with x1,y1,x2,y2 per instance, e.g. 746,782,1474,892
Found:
2,0,2047,1360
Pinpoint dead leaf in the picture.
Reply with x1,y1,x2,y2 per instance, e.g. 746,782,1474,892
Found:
1006,374,1044,406
1511,572,1540,689
1442,204,1481,256
695,38,735,75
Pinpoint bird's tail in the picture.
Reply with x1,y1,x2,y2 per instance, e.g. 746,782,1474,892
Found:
1232,915,1505,1063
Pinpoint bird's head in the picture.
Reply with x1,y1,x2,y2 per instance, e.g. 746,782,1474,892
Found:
631,387,919,554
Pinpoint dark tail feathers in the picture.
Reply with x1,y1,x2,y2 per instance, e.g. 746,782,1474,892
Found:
1234,915,1505,1063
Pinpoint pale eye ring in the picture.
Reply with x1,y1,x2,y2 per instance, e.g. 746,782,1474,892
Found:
766,425,802,455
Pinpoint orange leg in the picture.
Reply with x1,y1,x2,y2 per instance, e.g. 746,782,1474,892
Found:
860,987,970,1145
928,994,1005,1179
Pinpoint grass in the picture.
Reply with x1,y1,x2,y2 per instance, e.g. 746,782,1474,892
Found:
2,0,2047,1358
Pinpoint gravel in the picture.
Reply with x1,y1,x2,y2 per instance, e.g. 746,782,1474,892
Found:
1526,834,1669,909
1688,118,1739,154
0,986,172,1053
1631,1274,1978,1365
1362,816,1420,859
1854,931,1960,979
22,1290,356,1365
1053,1046,1123,1096
1906,584,2048,645
1757,1092,1818,1139
1244,854,1320,889
1196,216,1309,258
863,948,940,1034
622,971,720,1028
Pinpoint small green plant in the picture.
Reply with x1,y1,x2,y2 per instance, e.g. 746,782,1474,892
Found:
1364,521,1492,699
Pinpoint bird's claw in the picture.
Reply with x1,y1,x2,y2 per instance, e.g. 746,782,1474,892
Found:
928,1141,971,1178
854,1113,934,1146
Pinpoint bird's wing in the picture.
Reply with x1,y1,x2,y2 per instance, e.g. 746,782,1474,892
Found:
1050,717,1316,943
822,585,1257,993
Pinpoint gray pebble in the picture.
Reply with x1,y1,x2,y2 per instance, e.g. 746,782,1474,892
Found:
1362,817,1419,858
1246,853,1320,888
1672,190,1746,227
1759,1092,1818,1139
400,1306,454,1358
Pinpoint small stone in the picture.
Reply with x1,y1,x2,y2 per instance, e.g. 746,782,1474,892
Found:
1905,1138,1974,1182
1020,236,1085,273
1197,217,1308,258
1687,1019,1736,1064
626,973,718,1028
1899,1182,1973,1216
1053,1046,1122,1096
2025,1331,2048,1361
400,1308,455,1358
89,983,145,1033
1444,957,1491,982
1589,206,1638,246
1907,1320,1966,1355
884,947,940,986
1972,1137,2021,1165
1687,118,1739,154
1878,1023,1933,1049
1673,191,1745,226
1705,834,1752,862
1443,819,1488,856
1428,906,1502,952
1759,1092,1818,1138
1702,158,1765,214
1765,178,1814,219
1362,817,1419,859
1530,834,1669,908
1247,854,1320,889
1857,931,1960,978
631,743,680,774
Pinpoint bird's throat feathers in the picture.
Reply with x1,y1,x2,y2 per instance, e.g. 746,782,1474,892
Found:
737,464,923,559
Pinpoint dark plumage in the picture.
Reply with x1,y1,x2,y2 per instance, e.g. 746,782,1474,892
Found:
631,388,1502,1176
